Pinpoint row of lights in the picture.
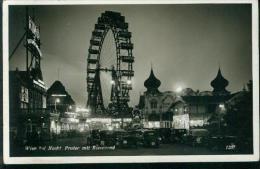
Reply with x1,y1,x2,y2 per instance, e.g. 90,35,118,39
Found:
54,97,73,111
110,80,132,85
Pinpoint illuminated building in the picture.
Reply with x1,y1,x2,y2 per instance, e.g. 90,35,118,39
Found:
9,69,48,143
46,80,76,114
169,100,190,130
139,68,180,128
9,13,50,144
138,67,233,129
181,68,231,128
46,80,76,135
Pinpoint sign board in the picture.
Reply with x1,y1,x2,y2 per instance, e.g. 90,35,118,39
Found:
27,16,42,57
172,114,189,130
20,86,29,103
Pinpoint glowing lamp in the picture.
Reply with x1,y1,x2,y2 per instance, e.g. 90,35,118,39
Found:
110,80,115,85
55,98,60,103
219,104,225,109
176,86,183,93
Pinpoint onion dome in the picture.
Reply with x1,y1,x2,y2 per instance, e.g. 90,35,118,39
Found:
210,68,230,95
144,68,161,93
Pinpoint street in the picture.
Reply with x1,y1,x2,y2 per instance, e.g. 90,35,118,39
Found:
10,137,232,157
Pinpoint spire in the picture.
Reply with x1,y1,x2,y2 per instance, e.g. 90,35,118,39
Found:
144,67,161,94
210,68,230,95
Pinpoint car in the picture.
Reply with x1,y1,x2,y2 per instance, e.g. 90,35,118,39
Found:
99,130,116,146
143,129,160,148
152,128,170,144
120,130,145,148
113,129,128,148
159,128,171,143
120,131,141,148
170,129,188,143
86,129,101,146
183,129,209,146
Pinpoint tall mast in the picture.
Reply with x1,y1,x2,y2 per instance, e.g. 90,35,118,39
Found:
25,7,29,73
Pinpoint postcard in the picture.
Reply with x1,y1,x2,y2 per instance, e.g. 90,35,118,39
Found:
2,0,259,164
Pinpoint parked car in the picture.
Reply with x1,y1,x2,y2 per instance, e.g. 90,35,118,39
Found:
99,130,116,146
170,129,188,143
160,128,171,143
152,128,170,144
183,129,209,146
86,129,101,146
143,129,160,148
120,129,161,148
120,130,143,148
113,129,128,148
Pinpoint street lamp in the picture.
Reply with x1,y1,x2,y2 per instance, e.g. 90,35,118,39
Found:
218,103,226,133
176,86,183,93
219,103,225,110
127,80,132,85
54,98,60,112
110,80,115,85
55,119,58,135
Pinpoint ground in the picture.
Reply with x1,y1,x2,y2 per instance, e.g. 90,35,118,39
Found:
10,137,241,157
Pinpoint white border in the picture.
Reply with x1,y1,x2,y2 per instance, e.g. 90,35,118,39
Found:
2,0,259,164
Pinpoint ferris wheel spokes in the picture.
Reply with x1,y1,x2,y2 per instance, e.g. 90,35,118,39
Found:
86,11,134,117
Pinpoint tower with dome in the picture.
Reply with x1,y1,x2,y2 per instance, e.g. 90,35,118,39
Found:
138,67,233,129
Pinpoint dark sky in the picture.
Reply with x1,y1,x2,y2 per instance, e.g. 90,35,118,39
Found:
9,4,252,107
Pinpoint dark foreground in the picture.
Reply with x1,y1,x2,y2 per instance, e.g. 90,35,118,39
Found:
10,137,251,157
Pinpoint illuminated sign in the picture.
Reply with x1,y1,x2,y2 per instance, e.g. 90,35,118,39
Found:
20,86,29,103
148,121,160,128
27,16,42,57
86,118,112,123
29,16,40,39
60,118,79,123
111,118,132,122
76,107,90,112
27,39,42,57
33,79,47,89
51,94,67,97
190,120,204,127
123,118,132,122
172,114,189,130
42,96,46,108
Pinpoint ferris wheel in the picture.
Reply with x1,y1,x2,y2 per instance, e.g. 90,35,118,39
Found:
86,11,134,117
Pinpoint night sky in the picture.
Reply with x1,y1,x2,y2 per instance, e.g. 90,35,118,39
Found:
9,4,252,107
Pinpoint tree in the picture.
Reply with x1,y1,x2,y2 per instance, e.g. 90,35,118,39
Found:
224,81,253,138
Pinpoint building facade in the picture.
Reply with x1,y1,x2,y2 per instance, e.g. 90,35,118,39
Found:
46,80,76,135
138,67,232,130
9,13,51,145
9,69,48,144
182,68,232,128
139,68,180,128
